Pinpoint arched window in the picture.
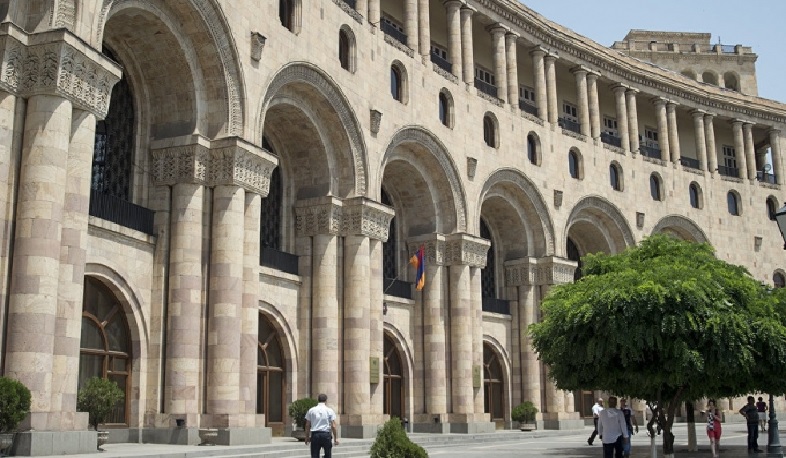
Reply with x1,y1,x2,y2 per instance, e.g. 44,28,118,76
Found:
650,174,662,201
480,219,495,299
527,134,537,165
383,335,404,419
775,272,786,288
339,30,350,70
767,197,778,221
381,188,397,282
610,164,621,191
80,277,131,425
689,182,701,209
483,115,496,148
702,71,718,85
260,160,282,250
727,191,740,216
438,92,449,126
483,344,504,421
390,66,401,101
279,0,293,31
258,314,285,426
724,72,739,92
567,237,582,281
569,150,580,179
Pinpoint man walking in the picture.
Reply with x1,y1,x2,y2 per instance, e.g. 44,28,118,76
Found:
305,394,339,458
598,396,630,458
740,395,763,453
588,398,604,445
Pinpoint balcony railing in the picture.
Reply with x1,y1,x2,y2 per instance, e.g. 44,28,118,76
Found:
679,157,701,169
474,78,498,98
639,143,662,159
718,165,740,178
383,278,412,300
430,52,452,73
341,0,357,8
519,101,538,117
600,132,622,147
482,297,510,315
718,44,736,54
558,117,581,134
757,171,778,184
89,190,155,235
381,21,407,45
260,246,299,275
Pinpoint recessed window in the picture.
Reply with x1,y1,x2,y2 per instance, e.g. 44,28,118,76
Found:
279,0,301,33
391,66,401,101
527,134,539,165
650,174,662,201
727,191,740,216
569,149,580,179
483,114,497,148
767,196,778,221
775,272,785,288
339,29,351,71
610,163,622,191
438,90,453,128
724,72,739,91
689,182,702,209
702,71,718,86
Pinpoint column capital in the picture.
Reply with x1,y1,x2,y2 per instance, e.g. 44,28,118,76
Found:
703,112,716,119
209,137,278,196
529,45,547,57
742,120,755,128
295,196,344,237
570,65,589,76
543,53,558,62
504,256,577,286
0,24,122,119
610,83,628,93
730,118,746,126
342,197,395,241
651,96,668,107
443,0,463,8
690,109,706,118
625,87,639,95
485,23,509,35
769,128,781,136
444,233,490,268
459,4,476,15
151,135,212,186
505,31,519,43
407,233,446,266
666,100,679,109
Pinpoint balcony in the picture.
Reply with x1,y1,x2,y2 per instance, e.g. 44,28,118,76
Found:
519,101,538,117
757,171,778,184
260,246,299,275
89,190,155,236
558,117,581,134
639,143,661,159
679,157,701,170
600,132,622,147
718,165,740,178
482,297,510,315
383,278,412,300
430,52,452,73
381,21,407,45
341,0,356,8
474,78,498,98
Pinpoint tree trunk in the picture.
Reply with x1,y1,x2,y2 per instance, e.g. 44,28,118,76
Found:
662,429,675,456
650,434,658,458
686,401,697,451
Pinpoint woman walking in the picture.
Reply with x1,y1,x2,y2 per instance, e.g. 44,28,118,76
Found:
706,401,722,458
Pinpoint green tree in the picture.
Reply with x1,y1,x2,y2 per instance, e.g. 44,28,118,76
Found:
76,377,124,431
529,235,786,456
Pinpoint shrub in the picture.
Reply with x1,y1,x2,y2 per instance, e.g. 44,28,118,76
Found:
288,397,318,429
76,377,124,431
512,401,538,424
369,417,428,458
0,376,31,433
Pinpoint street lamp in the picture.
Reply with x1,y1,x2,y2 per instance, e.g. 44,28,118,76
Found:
768,203,786,455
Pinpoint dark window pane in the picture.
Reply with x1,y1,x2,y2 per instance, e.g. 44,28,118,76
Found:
480,219,495,298
569,152,578,178
650,176,660,201
727,192,738,215
391,67,401,100
390,378,402,418
527,136,536,164
266,337,282,367
775,273,785,288
107,375,126,424
690,184,699,208
339,31,349,69
81,318,104,350
257,372,266,414
260,167,282,250
610,165,619,190
268,371,284,422
79,354,104,389
106,315,129,352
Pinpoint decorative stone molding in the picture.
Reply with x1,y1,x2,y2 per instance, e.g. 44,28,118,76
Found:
636,212,645,228
477,90,503,107
444,233,490,268
433,64,459,84
294,197,344,237
342,197,395,241
151,139,211,186
208,137,278,196
521,110,544,126
55,0,77,30
0,26,121,119
567,196,635,247
553,190,563,208
504,256,577,286
561,128,587,142
651,215,708,243
331,0,364,23
370,109,382,135
603,143,626,155
384,35,415,58
467,157,477,179
250,32,266,61
407,234,447,266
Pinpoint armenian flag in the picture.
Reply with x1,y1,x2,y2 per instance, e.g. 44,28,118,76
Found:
410,245,425,291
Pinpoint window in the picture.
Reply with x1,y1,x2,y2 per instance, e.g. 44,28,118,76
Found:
519,85,536,105
610,163,621,191
382,16,404,34
775,272,786,288
643,127,659,148
689,182,701,209
383,335,404,419
483,115,496,148
702,71,718,85
258,314,285,424
650,174,662,201
438,91,451,128
339,29,350,71
727,191,740,216
390,65,402,101
767,197,778,221
527,134,538,165
279,0,294,31
475,67,495,86
431,43,448,60
724,72,739,91
723,145,737,168
562,102,578,122
569,150,580,179
603,116,618,136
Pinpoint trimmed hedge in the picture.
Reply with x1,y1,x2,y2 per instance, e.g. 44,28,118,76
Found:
369,418,427,458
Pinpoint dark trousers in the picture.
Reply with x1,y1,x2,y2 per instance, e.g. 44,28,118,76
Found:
588,417,599,444
310,431,333,458
602,435,624,458
747,422,760,451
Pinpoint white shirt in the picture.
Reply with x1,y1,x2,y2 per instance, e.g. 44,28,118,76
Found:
592,403,604,417
305,402,336,432
598,407,629,444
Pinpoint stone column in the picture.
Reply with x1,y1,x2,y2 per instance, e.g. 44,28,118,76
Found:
743,122,756,180
460,6,475,85
587,72,601,139
653,97,670,162
505,32,519,109
368,238,384,416
488,24,508,103
368,0,380,26
769,129,784,185
612,85,630,152
404,0,418,51
704,114,717,175
691,110,708,171
356,0,368,19
470,266,485,417
572,67,590,137
626,89,639,153
341,198,394,438
732,119,747,179
417,0,430,57
241,192,261,417
504,259,541,412
544,54,558,124
444,0,462,78
666,101,681,163
530,47,547,122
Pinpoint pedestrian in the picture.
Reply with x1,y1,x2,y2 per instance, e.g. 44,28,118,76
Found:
619,399,638,457
305,393,339,458
705,400,722,458
756,396,768,432
598,396,630,458
740,395,763,453
588,398,604,446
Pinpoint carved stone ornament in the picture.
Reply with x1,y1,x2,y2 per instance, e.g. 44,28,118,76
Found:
250,32,266,61
370,109,382,135
553,190,563,208
636,212,645,228
294,197,344,237
208,138,277,196
408,235,446,266
505,256,577,286
0,27,121,119
467,157,477,179
151,142,211,186
444,233,490,268
342,197,395,241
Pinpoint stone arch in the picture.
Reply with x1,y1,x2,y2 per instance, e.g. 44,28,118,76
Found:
258,302,299,375
96,0,244,137
380,126,467,235
477,168,555,258
651,215,709,243
564,195,635,257
84,262,149,347
383,323,415,422
260,62,367,197
482,335,511,420
723,71,740,92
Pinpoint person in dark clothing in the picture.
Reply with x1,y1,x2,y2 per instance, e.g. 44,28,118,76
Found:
588,398,604,445
740,396,763,453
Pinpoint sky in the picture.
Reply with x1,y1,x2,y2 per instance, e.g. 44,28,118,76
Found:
522,0,786,103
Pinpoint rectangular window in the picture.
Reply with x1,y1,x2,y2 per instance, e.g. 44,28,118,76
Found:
381,15,404,33
562,102,578,121
603,116,618,136
474,66,495,86
643,127,659,147
723,145,737,168
430,43,447,60
519,85,536,104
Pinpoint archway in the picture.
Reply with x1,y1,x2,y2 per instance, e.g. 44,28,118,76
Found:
383,334,405,420
652,215,709,243
258,313,286,435
483,343,505,422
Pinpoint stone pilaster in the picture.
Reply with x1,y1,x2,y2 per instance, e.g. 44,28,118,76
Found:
743,122,756,181
404,0,418,52
368,0,380,26
444,0,462,78
544,54,558,125
731,119,747,179
691,110,707,171
368,238,384,416
653,97,670,162
504,259,540,414
241,192,261,418
666,101,680,163
459,6,475,85
505,32,519,110
417,0,430,57
488,24,508,104
530,47,547,122
611,85,629,152
704,113,717,175
356,0,368,19
0,90,20,365
769,129,783,185
625,89,639,153
572,67,590,137
587,72,601,139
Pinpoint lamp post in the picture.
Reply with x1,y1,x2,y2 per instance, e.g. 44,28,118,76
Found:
768,202,786,455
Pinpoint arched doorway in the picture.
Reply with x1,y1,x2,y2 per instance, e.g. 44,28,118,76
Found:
79,277,132,425
383,334,404,419
483,343,504,423
257,314,285,435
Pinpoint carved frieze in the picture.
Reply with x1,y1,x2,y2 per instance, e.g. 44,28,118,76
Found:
151,143,211,186
209,139,277,196
444,233,491,268
342,197,395,241
505,256,577,286
294,197,343,237
407,235,446,266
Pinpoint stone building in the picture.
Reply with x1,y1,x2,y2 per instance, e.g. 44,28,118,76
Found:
0,0,783,455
